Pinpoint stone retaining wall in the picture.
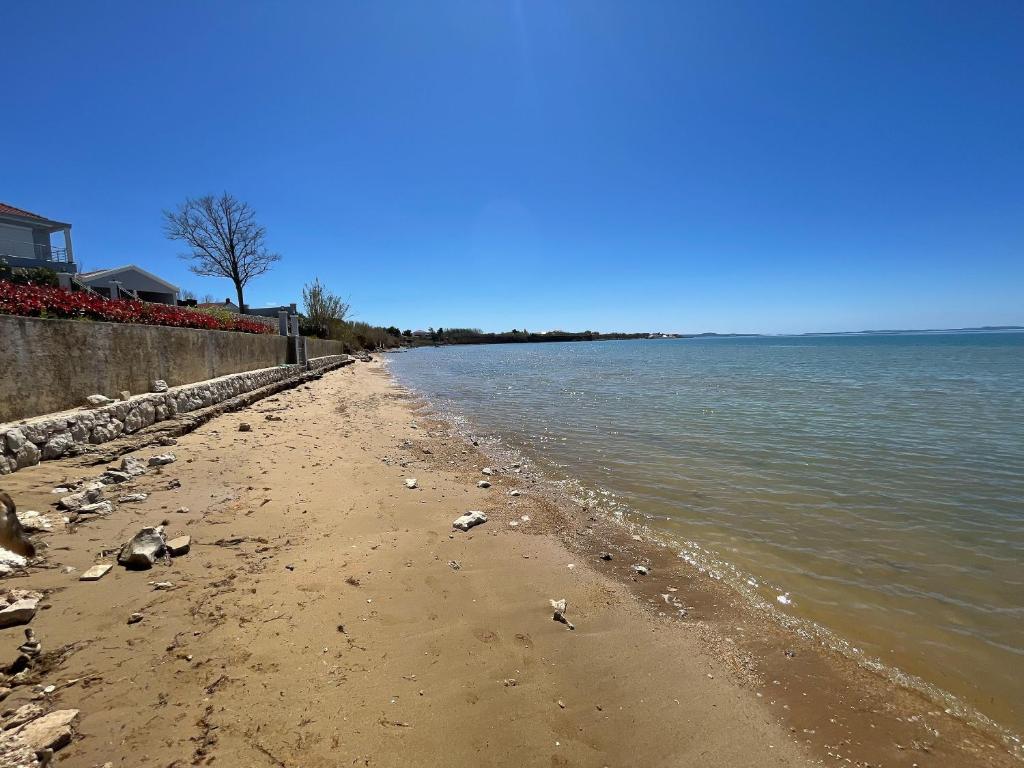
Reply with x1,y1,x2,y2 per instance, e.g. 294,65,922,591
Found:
0,314,350,423
0,355,349,475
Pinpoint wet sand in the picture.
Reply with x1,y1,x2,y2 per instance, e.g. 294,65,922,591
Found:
0,361,1016,767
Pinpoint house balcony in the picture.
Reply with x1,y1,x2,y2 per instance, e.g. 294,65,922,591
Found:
0,239,76,273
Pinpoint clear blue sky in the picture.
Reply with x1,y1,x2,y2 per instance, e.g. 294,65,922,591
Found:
5,1,1022,334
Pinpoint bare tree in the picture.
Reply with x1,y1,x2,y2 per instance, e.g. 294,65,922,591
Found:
163,193,280,312
302,277,350,338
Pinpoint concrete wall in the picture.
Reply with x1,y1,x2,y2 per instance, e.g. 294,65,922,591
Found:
305,336,348,359
0,315,293,423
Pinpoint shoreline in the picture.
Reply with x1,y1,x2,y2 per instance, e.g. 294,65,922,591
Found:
388,354,1023,763
385,344,1024,757
0,361,1016,766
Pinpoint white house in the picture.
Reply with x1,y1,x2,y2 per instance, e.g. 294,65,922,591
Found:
77,265,180,305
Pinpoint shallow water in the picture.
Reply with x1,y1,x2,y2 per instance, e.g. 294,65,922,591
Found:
389,332,1024,734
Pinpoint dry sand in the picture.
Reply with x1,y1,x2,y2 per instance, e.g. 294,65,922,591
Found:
0,361,1017,767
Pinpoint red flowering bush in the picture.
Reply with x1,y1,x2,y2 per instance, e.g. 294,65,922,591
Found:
0,280,274,334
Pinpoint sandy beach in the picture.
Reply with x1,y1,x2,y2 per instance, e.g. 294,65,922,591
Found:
0,360,1016,767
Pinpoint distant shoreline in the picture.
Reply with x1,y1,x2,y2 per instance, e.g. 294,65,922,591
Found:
399,325,1024,349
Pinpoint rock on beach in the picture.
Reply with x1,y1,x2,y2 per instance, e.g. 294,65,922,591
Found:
118,527,167,569
453,511,488,531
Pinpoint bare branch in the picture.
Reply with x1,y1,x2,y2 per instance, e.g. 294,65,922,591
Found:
163,192,281,311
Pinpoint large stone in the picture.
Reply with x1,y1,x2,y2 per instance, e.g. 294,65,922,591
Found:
147,453,176,466
123,407,144,433
118,527,166,569
89,424,117,443
120,456,147,476
58,483,104,510
14,708,79,752
4,429,27,453
20,423,49,445
41,432,75,460
151,379,168,393
0,598,38,628
452,511,488,532
68,415,93,442
3,703,43,730
14,441,41,469
166,535,191,556
16,510,53,532
99,469,132,484
84,394,115,408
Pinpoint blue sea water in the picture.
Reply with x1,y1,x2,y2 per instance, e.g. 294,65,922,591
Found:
388,332,1024,733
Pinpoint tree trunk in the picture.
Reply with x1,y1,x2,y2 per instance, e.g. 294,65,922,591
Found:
234,282,246,314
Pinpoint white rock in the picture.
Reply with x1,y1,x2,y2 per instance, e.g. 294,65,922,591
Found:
118,493,147,503
0,551,28,571
477,480,491,488
79,564,113,581
58,483,104,510
509,490,521,497
166,535,191,556
404,478,418,489
16,510,53,532
84,394,114,408
0,598,38,628
481,467,494,476
147,453,176,466
118,527,166,569
120,456,147,476
14,708,79,752
550,598,575,630
632,564,649,576
78,501,114,516
452,511,488,531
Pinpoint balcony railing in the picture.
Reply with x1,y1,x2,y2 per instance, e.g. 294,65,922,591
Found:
0,239,71,262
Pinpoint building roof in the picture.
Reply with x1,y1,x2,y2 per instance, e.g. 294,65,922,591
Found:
0,202,70,228
77,264,180,293
197,299,239,310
